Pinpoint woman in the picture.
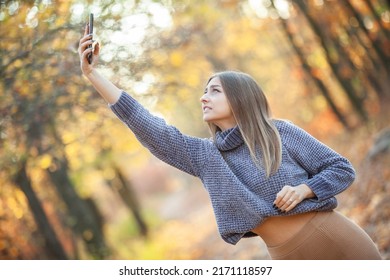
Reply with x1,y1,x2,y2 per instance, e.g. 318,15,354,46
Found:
78,25,382,260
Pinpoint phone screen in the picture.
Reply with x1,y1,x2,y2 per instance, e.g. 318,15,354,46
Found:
87,13,94,64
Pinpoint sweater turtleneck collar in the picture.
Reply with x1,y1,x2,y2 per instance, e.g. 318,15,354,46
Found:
215,126,244,151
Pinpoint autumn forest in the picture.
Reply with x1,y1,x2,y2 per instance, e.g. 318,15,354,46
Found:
0,0,389,260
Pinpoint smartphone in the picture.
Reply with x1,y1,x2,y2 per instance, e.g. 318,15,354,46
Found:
87,13,94,64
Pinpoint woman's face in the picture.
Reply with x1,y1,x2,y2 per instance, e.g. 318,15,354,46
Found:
200,76,237,131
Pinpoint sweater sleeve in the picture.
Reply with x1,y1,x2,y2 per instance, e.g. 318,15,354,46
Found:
280,121,355,201
109,91,209,177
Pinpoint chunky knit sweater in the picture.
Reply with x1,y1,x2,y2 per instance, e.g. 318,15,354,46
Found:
110,92,356,245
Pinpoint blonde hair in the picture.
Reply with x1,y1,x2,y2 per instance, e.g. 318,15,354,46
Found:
207,71,282,177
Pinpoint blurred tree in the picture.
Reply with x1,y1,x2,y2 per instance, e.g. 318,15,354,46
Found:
0,0,110,259
276,7,351,128
1,0,389,260
269,0,390,127
12,160,68,259
0,0,149,259
107,164,148,237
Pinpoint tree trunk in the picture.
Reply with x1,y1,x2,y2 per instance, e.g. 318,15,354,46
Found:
294,0,368,122
341,0,389,73
46,155,109,259
106,165,148,237
13,161,68,260
277,11,351,129
363,0,390,39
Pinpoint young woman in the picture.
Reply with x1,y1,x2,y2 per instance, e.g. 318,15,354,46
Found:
78,25,382,260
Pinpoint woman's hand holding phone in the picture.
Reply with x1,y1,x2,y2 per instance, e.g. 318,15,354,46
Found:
78,13,99,76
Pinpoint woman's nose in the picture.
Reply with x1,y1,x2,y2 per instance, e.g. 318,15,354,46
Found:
200,94,209,103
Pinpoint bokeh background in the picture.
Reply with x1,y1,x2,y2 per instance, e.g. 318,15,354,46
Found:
0,0,389,260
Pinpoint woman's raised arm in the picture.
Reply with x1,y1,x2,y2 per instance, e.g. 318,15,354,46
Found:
78,24,122,104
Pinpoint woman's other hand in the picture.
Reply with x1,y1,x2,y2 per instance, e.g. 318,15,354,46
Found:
273,184,315,212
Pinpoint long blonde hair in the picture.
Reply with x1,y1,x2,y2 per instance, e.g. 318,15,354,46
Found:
207,71,282,177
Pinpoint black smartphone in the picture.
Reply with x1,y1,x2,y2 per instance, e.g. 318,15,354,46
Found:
87,13,94,64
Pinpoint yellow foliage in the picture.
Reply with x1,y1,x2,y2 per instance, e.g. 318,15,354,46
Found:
78,91,91,105
85,111,99,122
1,0,388,260
62,131,77,144
65,143,82,170
226,20,258,54
38,154,53,169
13,59,24,69
18,86,29,97
67,84,79,96
7,196,24,219
103,168,116,180
150,50,168,66
169,51,184,67
185,72,200,88
42,81,53,93
313,95,327,110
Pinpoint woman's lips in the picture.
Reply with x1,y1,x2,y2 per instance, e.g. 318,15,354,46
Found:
203,106,211,112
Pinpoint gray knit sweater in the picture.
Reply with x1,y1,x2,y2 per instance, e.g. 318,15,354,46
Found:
110,92,355,245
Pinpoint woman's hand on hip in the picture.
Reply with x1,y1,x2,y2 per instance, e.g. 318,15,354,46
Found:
273,184,315,213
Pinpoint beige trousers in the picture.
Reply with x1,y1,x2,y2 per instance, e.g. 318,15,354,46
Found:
267,210,382,260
